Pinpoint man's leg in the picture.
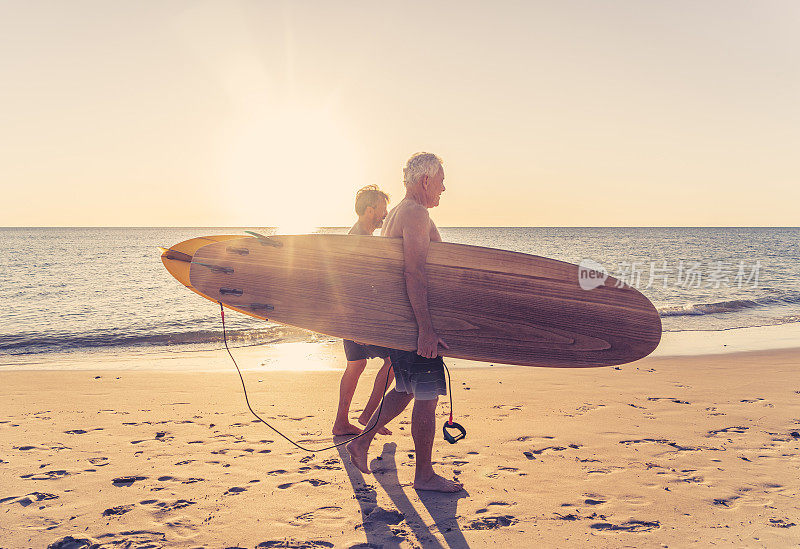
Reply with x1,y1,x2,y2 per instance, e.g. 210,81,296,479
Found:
359,357,395,435
333,359,367,435
411,397,463,492
346,388,413,474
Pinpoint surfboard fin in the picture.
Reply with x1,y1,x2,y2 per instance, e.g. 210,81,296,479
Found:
160,247,193,263
245,231,283,247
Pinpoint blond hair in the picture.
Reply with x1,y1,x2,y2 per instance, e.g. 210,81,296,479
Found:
355,185,390,216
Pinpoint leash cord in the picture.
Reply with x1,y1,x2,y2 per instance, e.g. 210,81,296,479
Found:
220,302,392,452
444,360,454,424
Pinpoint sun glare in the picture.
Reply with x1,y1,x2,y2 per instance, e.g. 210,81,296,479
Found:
273,220,320,235
222,106,364,229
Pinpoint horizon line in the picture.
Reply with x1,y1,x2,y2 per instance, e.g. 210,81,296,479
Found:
2,225,799,230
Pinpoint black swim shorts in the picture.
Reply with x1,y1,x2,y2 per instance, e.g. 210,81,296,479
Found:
342,339,391,362
388,349,447,401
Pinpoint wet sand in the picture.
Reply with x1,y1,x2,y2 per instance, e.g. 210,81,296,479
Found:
1,346,799,547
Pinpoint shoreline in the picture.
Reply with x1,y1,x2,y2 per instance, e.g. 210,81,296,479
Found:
2,321,800,372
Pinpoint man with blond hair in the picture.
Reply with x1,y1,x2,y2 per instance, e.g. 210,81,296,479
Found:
347,153,463,493
333,185,395,436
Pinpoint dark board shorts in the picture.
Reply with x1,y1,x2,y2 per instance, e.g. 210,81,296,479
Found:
387,349,447,401
342,339,391,362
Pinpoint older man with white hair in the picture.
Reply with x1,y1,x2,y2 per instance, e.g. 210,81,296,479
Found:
347,152,462,493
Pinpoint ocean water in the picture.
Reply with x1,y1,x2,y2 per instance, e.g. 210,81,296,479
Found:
1,227,799,359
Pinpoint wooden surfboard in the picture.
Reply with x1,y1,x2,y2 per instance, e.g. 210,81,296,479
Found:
161,233,661,368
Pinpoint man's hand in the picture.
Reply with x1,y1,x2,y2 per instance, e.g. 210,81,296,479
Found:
417,328,449,359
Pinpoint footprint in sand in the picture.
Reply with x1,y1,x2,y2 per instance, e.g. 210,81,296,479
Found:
647,397,690,404
553,512,581,521
130,433,174,444
492,404,523,411
224,486,247,495
555,496,609,520
299,462,342,473
518,435,556,442
523,444,581,459
574,403,606,414
619,438,701,451
277,479,330,489
364,507,404,525
585,467,617,475
475,501,512,514
156,475,204,484
675,473,705,484
464,515,518,530
352,485,377,502
21,470,71,481
524,446,565,458
78,530,168,547
254,541,333,548
769,518,797,528
584,498,607,506
139,498,196,512
707,426,748,437
1,492,58,506
590,520,660,532
112,476,147,487
102,504,135,516
705,406,726,416
712,495,742,508
485,466,522,479
290,506,344,526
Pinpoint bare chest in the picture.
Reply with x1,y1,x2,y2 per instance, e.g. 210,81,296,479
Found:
383,212,440,242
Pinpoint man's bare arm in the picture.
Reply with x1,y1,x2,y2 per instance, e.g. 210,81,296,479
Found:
402,207,448,358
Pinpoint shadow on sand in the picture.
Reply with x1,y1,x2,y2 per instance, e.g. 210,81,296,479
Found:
336,438,469,548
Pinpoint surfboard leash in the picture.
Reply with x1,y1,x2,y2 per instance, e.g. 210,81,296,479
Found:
442,364,467,444
219,301,465,450
219,301,392,452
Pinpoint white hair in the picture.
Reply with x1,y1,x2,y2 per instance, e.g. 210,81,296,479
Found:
403,152,443,188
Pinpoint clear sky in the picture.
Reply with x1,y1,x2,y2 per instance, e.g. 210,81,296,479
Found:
1,1,798,227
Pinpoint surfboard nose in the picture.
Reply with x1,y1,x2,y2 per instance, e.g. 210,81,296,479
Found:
160,235,243,291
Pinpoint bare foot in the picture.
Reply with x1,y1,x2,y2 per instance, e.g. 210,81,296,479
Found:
413,473,463,493
346,439,372,474
332,422,362,436
358,416,391,435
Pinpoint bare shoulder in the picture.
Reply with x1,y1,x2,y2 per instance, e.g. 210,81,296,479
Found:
382,199,430,238
400,201,430,226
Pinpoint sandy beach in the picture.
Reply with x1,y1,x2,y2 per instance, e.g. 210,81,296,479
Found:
2,344,799,548
4,0,800,545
